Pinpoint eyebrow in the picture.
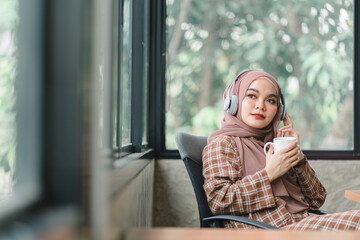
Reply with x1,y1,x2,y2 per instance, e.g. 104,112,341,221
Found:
247,88,278,98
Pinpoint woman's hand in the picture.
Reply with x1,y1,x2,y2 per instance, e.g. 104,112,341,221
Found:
264,141,302,182
277,113,298,140
277,112,305,160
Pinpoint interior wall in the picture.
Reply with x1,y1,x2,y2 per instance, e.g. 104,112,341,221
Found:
153,160,199,227
109,159,155,240
153,159,360,227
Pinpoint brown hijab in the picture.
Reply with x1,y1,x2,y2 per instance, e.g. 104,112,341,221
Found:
208,70,309,214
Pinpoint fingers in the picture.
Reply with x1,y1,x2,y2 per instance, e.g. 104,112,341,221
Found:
283,112,293,128
280,143,302,165
278,125,292,131
277,126,290,137
266,144,274,155
277,125,299,141
285,148,299,163
288,154,301,167
278,125,294,134
288,146,300,159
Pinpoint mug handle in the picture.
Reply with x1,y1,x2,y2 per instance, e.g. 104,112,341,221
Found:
263,142,273,155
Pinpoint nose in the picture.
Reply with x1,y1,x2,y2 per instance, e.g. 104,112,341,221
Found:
255,100,265,110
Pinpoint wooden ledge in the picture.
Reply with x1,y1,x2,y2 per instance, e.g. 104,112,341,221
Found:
345,190,360,203
126,228,360,240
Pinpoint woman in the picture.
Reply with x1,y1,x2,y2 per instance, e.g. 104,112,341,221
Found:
202,70,360,230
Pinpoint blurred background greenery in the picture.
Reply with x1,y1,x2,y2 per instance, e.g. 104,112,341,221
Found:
0,0,18,201
165,0,354,151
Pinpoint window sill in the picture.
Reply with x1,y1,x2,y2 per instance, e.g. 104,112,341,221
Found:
109,149,154,196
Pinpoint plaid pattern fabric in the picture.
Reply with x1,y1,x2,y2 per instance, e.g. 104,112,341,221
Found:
294,161,327,210
202,135,351,230
283,210,360,231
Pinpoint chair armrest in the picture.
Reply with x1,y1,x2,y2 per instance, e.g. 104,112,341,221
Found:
308,209,331,215
203,215,280,230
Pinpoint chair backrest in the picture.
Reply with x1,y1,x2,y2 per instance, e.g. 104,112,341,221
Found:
175,132,214,227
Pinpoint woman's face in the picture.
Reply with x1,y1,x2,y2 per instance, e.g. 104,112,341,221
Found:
241,78,278,129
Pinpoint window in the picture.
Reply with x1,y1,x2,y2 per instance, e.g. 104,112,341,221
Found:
112,0,121,151
0,0,42,218
120,0,133,151
0,0,18,205
142,0,150,146
0,0,151,237
165,0,358,158
112,0,150,159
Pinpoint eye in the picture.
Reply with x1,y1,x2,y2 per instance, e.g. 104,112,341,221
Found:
267,98,277,105
247,94,256,99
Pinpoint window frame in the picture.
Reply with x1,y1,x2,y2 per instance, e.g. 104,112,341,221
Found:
0,0,84,234
157,0,360,160
149,0,167,158
113,0,153,162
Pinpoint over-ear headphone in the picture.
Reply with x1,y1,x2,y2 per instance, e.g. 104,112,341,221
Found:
223,70,286,121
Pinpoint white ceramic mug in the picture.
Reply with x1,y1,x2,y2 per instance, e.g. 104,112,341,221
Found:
263,137,296,154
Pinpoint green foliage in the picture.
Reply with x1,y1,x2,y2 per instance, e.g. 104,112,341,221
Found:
0,0,18,200
166,0,354,150
192,104,223,136
0,0,18,32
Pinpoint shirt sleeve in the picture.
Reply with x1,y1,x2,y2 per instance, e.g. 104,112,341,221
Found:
202,136,276,215
294,159,327,210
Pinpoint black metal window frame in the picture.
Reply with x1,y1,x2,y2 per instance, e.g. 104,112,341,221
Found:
113,0,153,162
153,1,360,160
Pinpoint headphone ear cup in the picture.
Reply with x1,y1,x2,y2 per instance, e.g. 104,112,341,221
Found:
223,96,231,111
280,103,286,121
227,95,238,115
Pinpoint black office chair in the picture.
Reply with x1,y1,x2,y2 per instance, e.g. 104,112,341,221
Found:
175,132,329,229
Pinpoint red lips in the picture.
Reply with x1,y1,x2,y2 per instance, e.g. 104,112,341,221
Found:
251,113,265,119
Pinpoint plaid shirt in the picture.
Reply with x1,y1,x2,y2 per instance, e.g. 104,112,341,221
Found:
203,135,327,229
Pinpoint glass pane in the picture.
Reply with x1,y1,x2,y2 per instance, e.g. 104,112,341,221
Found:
0,0,18,202
120,0,132,146
112,0,120,149
142,0,149,145
0,0,42,217
166,0,354,151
